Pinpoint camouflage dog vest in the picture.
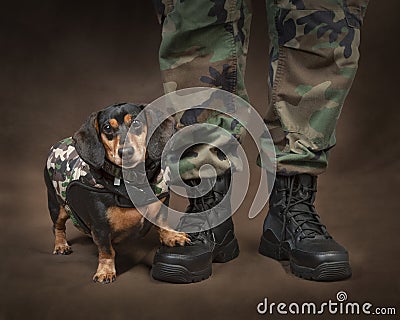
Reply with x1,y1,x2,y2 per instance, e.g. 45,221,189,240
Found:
46,137,168,233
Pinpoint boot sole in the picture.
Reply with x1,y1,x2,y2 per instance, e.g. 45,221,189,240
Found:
259,235,351,282
151,263,212,284
291,261,351,281
152,238,239,284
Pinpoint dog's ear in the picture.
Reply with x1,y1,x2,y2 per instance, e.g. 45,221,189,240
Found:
73,111,105,169
145,110,175,162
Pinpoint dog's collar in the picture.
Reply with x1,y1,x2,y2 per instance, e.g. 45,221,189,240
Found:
102,160,123,179
101,159,161,184
101,160,152,186
92,161,168,207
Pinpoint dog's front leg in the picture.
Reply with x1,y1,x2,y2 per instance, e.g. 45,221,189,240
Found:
91,231,116,284
144,200,190,247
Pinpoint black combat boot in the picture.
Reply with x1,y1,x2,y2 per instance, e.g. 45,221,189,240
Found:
259,174,351,281
152,171,239,283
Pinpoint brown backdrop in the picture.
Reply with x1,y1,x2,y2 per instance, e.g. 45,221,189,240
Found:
1,1,399,319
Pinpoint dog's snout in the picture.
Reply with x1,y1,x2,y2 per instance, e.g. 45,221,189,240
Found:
118,147,134,158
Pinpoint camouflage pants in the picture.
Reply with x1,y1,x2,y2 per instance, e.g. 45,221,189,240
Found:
154,0,369,179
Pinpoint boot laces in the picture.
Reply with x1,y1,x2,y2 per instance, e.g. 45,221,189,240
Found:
281,177,330,241
176,190,223,244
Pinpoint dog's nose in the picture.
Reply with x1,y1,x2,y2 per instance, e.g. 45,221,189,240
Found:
118,147,134,158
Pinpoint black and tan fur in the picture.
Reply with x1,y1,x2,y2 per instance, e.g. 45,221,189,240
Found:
45,103,189,284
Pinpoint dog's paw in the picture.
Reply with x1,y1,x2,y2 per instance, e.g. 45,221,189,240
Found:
160,230,190,247
53,243,72,255
93,259,116,284
92,272,116,284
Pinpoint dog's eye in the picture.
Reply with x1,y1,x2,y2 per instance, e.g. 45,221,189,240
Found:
103,124,112,133
131,119,141,128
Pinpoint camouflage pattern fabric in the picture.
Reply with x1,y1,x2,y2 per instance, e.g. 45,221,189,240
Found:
46,137,96,204
154,0,369,178
46,137,97,229
262,0,369,175
154,0,251,180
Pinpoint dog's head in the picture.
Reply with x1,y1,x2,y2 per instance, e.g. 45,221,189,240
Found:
73,103,174,169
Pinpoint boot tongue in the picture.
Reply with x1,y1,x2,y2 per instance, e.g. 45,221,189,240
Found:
291,174,313,212
297,174,314,188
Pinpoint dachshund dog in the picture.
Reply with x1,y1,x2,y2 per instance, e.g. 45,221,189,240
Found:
44,103,189,284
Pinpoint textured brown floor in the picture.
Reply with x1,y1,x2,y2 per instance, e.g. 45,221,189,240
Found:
1,1,399,319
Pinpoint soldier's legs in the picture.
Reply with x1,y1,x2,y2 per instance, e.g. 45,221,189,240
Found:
152,0,252,283
258,0,369,281
261,0,369,175
151,0,370,282
155,0,251,180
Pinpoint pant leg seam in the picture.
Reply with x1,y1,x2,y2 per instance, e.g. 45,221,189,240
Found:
271,46,286,115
